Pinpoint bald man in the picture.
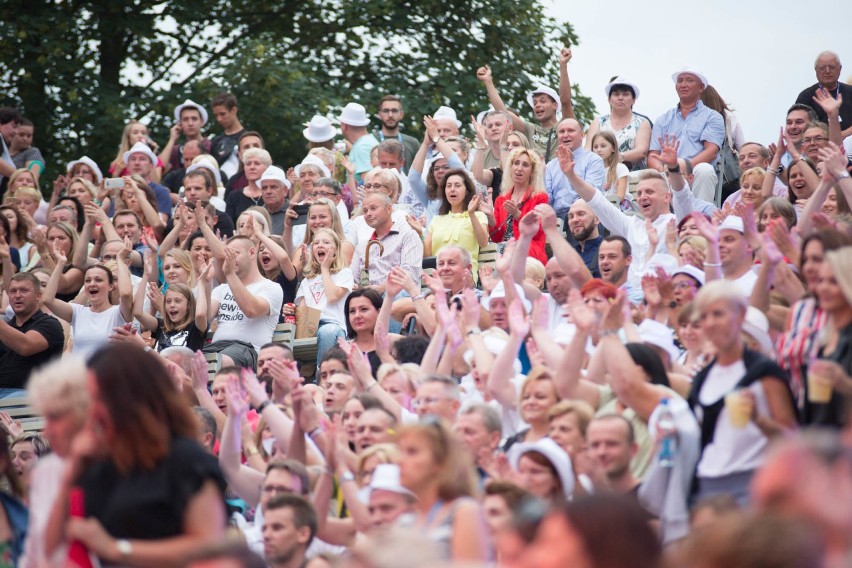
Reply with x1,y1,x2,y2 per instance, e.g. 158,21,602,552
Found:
544,118,606,219
795,51,852,138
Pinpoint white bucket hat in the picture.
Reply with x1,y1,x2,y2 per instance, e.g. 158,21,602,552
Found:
671,67,709,88
294,154,332,179
303,115,336,143
122,141,158,166
527,86,562,113
509,438,575,500
357,463,417,504
638,319,681,363
604,77,641,99
671,265,706,286
173,99,209,126
66,156,103,183
338,103,371,127
482,281,532,313
433,106,462,128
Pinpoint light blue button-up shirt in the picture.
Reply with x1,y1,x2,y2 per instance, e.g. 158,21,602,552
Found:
649,100,725,164
545,146,606,217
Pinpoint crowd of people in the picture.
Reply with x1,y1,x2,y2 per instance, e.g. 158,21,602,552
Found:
0,46,849,567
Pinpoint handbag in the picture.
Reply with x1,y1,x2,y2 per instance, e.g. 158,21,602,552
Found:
715,113,741,205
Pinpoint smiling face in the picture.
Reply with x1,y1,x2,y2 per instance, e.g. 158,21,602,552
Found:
557,119,583,150
84,266,114,305
822,187,841,217
738,143,769,170
785,110,811,145
436,247,469,291
787,163,811,200
598,240,630,285
531,93,558,123
634,179,670,220
739,174,765,207
520,378,558,425
802,126,828,162
162,256,190,286
164,289,190,324
718,229,750,269
678,319,704,352
567,200,597,242
307,203,333,233
243,157,267,183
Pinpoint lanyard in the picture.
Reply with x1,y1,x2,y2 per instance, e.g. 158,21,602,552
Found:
378,131,402,142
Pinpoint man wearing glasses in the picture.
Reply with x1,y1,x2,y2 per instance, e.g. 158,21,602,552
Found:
795,51,852,137
375,95,419,173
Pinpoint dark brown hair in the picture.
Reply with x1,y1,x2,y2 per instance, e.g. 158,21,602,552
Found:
88,344,198,472
437,168,476,216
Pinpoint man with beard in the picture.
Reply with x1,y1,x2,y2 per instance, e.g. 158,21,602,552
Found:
374,95,419,173
566,199,602,278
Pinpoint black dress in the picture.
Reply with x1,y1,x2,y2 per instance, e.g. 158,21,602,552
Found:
77,437,226,541
805,323,852,428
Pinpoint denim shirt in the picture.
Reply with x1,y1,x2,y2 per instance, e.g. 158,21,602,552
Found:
545,146,606,217
650,100,725,164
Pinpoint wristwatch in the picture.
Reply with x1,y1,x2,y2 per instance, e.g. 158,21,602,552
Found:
340,471,355,483
116,539,133,558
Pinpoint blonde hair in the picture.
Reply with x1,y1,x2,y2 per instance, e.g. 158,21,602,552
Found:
825,246,852,306
163,249,196,288
303,228,346,279
113,121,147,166
8,169,40,193
591,131,622,190
694,280,747,317
520,367,559,404
357,443,400,474
238,207,271,236
740,167,766,188
8,185,41,204
27,355,89,419
547,400,595,436
66,177,97,200
365,168,402,202
500,147,545,195
678,235,708,255
242,147,273,166
524,257,546,289
395,419,477,500
377,363,421,394
162,283,196,333
303,198,346,246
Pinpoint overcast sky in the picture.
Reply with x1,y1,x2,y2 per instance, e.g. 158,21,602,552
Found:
545,0,851,145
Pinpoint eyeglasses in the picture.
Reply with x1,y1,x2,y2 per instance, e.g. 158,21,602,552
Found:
411,396,452,409
363,183,386,190
379,108,401,115
432,165,451,173
673,281,698,290
802,136,828,145
313,190,337,198
815,65,839,72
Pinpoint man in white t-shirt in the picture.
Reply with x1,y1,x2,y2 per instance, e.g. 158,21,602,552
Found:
203,236,284,369
696,215,758,297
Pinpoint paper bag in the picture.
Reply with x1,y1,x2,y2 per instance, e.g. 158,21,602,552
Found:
295,305,321,339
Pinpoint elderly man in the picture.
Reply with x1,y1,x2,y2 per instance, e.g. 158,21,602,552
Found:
795,51,852,138
648,67,725,203
413,375,460,420
349,192,422,295
695,215,757,297
0,273,64,397
557,145,674,291
477,52,573,162
454,403,502,482
545,118,606,219
339,103,378,184
259,166,291,235
363,464,417,532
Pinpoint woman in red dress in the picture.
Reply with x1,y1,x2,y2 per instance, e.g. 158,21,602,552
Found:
491,147,548,263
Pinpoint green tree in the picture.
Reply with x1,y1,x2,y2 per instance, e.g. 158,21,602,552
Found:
0,0,594,186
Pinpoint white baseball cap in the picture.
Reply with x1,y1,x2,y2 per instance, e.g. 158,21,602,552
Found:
260,165,292,189
718,216,744,234
174,99,209,126
358,463,416,504
483,281,532,313
671,265,706,286
433,106,462,128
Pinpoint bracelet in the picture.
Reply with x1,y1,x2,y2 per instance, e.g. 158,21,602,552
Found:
244,445,260,456
600,328,620,338
667,163,681,173
256,399,272,414
412,290,429,301
834,171,851,180
308,426,323,439
466,327,481,336
367,381,380,391
474,145,487,151
703,261,722,267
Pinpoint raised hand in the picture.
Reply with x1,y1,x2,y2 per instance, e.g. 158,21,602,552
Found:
222,245,236,274
0,235,10,261
566,288,597,333
772,127,787,162
665,218,678,254
385,267,405,300
641,274,663,308
502,198,521,219
813,88,843,117
478,191,495,216
476,65,493,83
405,214,425,236
530,295,549,331
190,350,210,391
556,144,575,177
468,193,482,215
0,412,23,438
658,134,680,169
142,247,158,280
495,239,516,275
423,270,446,298
534,203,558,232
507,299,530,338
470,115,488,147
240,368,269,407
423,116,439,142
693,214,719,244
146,282,164,315
52,240,68,264
518,209,540,237
646,218,660,250
118,236,133,260
198,259,214,284
319,246,335,272
818,142,849,178
600,289,628,333
559,47,572,67
224,375,248,417
460,287,481,330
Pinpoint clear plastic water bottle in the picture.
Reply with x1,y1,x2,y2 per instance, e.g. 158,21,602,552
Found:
657,398,677,469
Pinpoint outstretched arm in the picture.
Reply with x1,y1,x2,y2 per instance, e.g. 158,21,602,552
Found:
476,65,526,132
537,204,592,287
558,48,576,120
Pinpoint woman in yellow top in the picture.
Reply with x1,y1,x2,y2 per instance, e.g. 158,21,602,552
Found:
425,169,489,277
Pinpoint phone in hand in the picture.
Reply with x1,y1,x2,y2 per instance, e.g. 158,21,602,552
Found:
292,203,310,225
105,178,125,191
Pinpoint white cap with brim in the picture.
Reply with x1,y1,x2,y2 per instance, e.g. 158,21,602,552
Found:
338,103,371,127
718,216,744,234
482,281,532,313
604,77,641,100
527,86,562,113
122,141,158,166
671,67,709,88
743,306,775,356
357,463,417,504
174,99,209,126
508,438,574,500
671,265,706,286
65,156,103,183
638,319,681,363
433,106,462,128
476,106,497,125
643,253,680,277
303,115,336,143
294,154,332,179
260,165,292,190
